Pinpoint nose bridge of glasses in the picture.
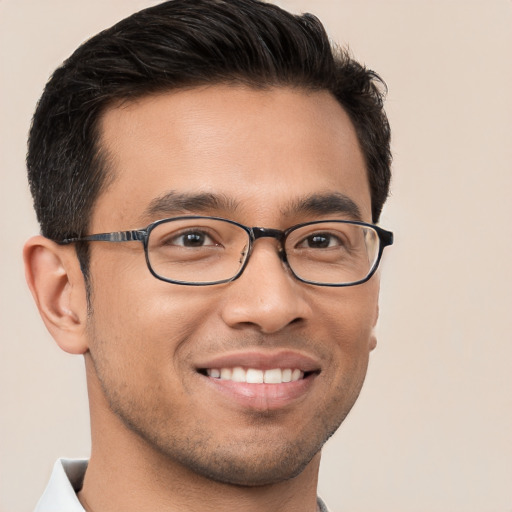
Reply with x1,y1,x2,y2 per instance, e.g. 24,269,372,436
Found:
249,227,287,261
251,227,285,242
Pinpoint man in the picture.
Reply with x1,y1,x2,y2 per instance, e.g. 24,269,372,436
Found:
23,0,393,510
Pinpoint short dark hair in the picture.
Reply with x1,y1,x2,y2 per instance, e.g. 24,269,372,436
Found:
27,0,391,272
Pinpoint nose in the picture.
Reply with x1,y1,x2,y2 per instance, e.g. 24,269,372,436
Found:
219,239,312,334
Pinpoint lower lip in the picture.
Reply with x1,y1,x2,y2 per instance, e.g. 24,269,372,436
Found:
200,373,317,411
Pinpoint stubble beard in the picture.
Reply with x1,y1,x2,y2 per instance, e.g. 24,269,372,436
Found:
86,322,368,487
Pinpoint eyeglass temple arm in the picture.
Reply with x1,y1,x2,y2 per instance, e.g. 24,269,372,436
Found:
59,230,146,245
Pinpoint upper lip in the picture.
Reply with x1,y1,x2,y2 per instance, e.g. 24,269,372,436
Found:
195,349,321,373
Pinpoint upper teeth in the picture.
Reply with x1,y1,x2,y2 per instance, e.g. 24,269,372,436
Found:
206,367,303,384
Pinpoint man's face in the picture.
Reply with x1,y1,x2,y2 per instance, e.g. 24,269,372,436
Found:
85,85,379,485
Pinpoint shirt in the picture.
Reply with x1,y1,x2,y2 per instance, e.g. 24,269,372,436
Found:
34,459,330,512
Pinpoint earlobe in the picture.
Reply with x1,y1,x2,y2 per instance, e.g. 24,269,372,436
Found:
23,235,89,354
369,303,379,352
369,333,377,352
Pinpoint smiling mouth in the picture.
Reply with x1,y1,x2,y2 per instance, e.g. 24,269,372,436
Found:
198,367,317,384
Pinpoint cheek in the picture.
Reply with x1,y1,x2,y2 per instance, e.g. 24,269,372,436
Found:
318,281,379,345
86,257,220,368
85,280,215,414
316,282,379,385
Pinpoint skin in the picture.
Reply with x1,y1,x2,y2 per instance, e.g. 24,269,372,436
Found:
24,85,380,512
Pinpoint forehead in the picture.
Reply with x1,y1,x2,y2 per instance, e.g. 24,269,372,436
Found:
92,85,371,229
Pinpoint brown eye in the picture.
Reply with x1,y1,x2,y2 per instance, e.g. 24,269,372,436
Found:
298,232,343,249
168,230,218,247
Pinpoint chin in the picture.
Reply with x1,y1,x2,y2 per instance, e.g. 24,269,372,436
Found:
176,444,321,487
137,414,341,488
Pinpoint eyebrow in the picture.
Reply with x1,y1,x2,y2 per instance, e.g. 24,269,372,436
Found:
283,193,363,221
141,190,363,223
142,191,240,220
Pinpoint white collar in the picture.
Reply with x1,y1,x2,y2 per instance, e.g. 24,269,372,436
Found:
34,458,87,512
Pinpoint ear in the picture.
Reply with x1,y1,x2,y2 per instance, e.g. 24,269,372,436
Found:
23,235,89,354
369,303,379,352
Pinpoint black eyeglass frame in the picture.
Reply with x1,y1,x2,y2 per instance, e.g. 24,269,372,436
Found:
59,216,394,287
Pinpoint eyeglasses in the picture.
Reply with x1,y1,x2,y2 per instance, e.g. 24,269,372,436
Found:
59,216,393,286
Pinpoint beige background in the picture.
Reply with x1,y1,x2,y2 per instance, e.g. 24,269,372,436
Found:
1,1,511,511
